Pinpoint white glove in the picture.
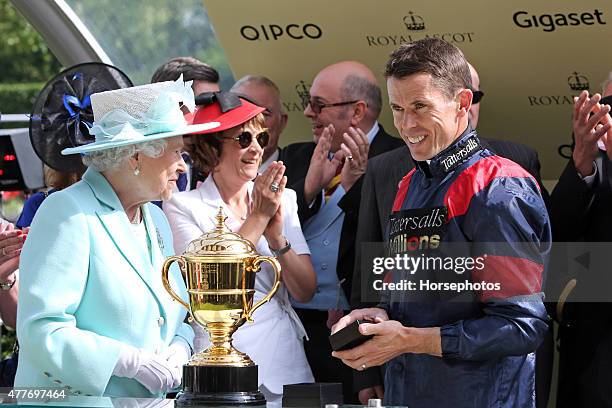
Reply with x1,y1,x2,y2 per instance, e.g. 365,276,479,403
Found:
161,337,192,388
113,345,181,394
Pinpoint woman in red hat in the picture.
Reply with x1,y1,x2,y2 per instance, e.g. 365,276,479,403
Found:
164,92,316,406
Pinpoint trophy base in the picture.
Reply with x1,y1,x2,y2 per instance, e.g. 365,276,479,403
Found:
176,364,266,406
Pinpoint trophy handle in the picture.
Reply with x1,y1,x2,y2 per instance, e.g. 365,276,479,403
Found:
243,256,282,322
161,256,190,310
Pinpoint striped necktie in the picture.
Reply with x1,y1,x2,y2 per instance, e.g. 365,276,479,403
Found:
324,164,343,202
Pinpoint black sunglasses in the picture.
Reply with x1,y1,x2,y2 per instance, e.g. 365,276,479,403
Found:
472,90,484,104
308,98,359,114
229,130,269,149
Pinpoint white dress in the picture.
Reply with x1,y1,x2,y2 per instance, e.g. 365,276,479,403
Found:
163,174,314,398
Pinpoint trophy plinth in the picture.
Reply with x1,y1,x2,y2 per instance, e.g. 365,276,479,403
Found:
162,208,281,406
179,365,263,406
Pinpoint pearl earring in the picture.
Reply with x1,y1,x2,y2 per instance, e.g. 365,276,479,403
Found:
134,166,140,176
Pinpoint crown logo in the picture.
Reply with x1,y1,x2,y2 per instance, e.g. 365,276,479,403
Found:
403,12,425,31
295,80,311,110
568,71,589,91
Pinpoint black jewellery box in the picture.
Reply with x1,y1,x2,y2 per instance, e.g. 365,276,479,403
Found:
282,382,343,407
329,319,374,352
283,321,375,407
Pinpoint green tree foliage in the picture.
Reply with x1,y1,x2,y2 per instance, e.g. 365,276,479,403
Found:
0,0,62,83
0,82,44,116
0,0,234,116
0,0,62,116
66,0,234,87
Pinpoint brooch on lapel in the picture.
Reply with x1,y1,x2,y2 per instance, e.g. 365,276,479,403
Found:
156,228,165,252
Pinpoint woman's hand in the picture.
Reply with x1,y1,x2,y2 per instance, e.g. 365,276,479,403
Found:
113,345,181,393
238,162,286,247
0,223,24,329
250,161,286,221
0,227,26,282
264,193,286,248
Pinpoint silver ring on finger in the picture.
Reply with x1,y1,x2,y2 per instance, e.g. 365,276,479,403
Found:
361,363,367,370
347,155,354,161
270,182,280,193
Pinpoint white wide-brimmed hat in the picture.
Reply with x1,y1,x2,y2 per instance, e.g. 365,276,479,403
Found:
61,76,219,155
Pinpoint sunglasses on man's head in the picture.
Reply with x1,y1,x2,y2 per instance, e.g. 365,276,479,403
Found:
472,90,484,104
230,130,269,149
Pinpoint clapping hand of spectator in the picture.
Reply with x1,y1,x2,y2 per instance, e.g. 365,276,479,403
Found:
240,162,286,245
340,126,370,192
304,124,345,204
572,91,612,176
597,99,612,161
0,222,25,328
0,224,26,282
251,161,285,222
264,203,285,250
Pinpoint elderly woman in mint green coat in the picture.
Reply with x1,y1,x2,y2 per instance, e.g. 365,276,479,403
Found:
15,79,218,397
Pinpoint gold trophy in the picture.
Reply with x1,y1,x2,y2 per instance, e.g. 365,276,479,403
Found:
162,208,281,406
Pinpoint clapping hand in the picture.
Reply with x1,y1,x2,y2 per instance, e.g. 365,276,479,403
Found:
572,91,612,175
0,224,26,282
264,204,285,250
304,124,345,204
251,161,286,221
340,126,369,192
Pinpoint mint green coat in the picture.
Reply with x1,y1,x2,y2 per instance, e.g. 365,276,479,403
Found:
15,168,193,397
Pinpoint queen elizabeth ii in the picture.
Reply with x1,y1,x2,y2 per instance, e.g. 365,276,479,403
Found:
14,78,218,397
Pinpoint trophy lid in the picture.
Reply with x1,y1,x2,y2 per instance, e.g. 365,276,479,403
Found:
183,207,258,258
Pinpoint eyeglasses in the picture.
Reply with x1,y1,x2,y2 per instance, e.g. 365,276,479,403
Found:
307,98,359,114
472,90,484,104
228,130,269,149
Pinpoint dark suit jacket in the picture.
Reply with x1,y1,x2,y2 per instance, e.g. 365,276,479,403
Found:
281,125,404,301
551,153,612,241
350,135,550,391
549,153,612,407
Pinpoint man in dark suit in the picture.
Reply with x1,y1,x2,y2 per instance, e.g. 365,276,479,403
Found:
350,62,551,406
281,60,403,401
550,92,612,407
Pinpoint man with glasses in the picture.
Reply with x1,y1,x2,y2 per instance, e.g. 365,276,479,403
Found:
231,75,288,172
281,61,403,402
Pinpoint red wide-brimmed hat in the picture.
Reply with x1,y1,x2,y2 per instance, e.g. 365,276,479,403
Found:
187,91,265,134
